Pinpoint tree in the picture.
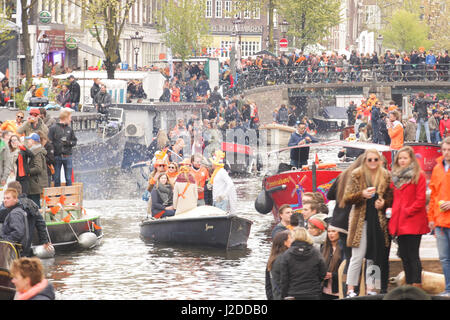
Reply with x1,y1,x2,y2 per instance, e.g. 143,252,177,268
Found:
380,9,432,52
157,0,210,79
277,0,341,52
82,0,136,79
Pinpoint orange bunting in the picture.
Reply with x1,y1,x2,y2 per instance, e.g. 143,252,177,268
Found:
315,154,320,165
50,206,60,215
62,213,71,223
59,195,66,205
44,196,51,203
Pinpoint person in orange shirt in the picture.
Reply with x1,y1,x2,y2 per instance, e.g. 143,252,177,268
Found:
387,110,404,151
190,153,210,206
170,85,180,102
427,137,450,296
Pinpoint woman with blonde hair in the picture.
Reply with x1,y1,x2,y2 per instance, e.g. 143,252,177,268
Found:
344,149,393,297
389,146,429,288
279,227,327,300
166,162,179,187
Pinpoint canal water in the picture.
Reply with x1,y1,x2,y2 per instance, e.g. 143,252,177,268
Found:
43,169,275,300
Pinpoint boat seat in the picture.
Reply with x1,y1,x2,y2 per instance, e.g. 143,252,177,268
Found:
41,183,84,222
277,163,294,173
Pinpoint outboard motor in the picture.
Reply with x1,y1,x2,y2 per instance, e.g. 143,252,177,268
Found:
254,189,273,214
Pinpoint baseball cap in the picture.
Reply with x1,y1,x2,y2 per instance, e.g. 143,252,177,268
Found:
29,108,40,116
24,133,41,142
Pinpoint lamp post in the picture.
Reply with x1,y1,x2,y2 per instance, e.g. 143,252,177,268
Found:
232,17,244,55
131,31,143,71
376,34,383,56
37,33,51,76
280,19,289,38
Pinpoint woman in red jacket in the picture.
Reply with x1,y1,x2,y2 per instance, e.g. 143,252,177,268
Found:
389,146,429,288
440,112,450,139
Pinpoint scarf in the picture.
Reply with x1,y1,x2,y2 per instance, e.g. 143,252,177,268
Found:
16,279,48,300
391,164,415,189
156,183,173,206
209,167,223,185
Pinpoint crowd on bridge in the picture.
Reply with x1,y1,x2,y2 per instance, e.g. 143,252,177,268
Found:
219,49,450,96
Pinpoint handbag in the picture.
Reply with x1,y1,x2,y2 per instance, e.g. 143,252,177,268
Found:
142,190,150,202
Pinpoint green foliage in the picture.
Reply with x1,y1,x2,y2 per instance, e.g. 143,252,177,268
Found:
157,0,211,62
277,0,341,51
82,0,136,79
380,9,432,52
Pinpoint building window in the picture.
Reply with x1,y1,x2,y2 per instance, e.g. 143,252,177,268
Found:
224,0,232,18
215,0,222,18
206,0,212,18
243,9,250,19
253,7,260,19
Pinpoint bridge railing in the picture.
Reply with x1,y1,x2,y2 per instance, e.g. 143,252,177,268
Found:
222,63,450,96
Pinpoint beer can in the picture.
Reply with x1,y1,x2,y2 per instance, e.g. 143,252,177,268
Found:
386,208,392,219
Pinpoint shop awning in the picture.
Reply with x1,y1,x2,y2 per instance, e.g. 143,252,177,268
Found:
77,42,105,59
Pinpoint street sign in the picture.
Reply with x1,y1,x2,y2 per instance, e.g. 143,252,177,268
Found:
279,38,288,48
8,60,18,88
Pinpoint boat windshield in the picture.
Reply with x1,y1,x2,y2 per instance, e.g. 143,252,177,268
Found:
262,140,391,176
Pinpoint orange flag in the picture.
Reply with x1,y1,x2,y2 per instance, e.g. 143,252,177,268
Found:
59,195,66,205
62,213,71,223
92,222,102,230
5,68,9,79
50,206,60,215
315,154,320,165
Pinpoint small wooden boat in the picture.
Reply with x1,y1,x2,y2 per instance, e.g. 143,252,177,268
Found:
0,241,18,300
259,123,295,146
139,206,252,249
32,183,103,255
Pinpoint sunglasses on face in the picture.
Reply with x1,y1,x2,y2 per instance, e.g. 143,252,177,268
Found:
16,116,23,119
168,166,176,169
367,158,379,162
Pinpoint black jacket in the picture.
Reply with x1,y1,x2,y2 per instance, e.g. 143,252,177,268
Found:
268,255,284,300
0,203,28,251
69,80,80,104
0,194,50,257
90,83,100,100
43,141,55,176
48,122,77,156
327,176,352,233
414,98,437,120
279,240,327,299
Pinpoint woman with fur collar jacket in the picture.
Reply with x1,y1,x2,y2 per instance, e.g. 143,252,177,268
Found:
343,149,393,297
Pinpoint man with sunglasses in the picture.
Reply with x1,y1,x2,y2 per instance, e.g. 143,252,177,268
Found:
17,108,49,137
15,111,25,127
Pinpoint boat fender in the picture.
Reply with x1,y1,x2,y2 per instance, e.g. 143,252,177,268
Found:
255,190,273,214
78,232,98,249
33,244,55,259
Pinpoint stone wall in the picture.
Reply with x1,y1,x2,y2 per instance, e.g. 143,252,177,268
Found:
244,86,289,124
